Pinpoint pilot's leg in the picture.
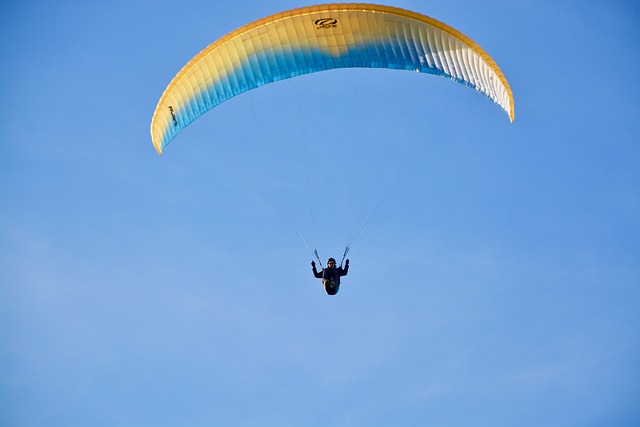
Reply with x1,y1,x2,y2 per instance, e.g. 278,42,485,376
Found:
324,280,339,295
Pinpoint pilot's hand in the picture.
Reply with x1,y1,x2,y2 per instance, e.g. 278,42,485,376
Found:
311,261,316,268
345,259,350,266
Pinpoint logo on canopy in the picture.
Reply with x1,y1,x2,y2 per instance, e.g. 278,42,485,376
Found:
315,18,338,29
168,106,178,127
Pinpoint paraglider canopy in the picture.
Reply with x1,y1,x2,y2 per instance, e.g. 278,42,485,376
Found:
150,3,514,154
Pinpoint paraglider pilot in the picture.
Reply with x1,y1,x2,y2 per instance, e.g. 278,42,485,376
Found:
311,258,349,295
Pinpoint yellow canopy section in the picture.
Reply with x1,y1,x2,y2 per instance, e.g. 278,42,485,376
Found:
151,3,514,154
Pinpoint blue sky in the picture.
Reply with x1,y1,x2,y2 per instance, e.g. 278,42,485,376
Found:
1,0,639,426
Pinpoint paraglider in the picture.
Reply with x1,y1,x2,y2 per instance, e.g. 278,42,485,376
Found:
150,3,514,154
312,258,349,295
150,3,515,295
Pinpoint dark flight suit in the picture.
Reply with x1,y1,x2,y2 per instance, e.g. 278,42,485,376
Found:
312,262,349,295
